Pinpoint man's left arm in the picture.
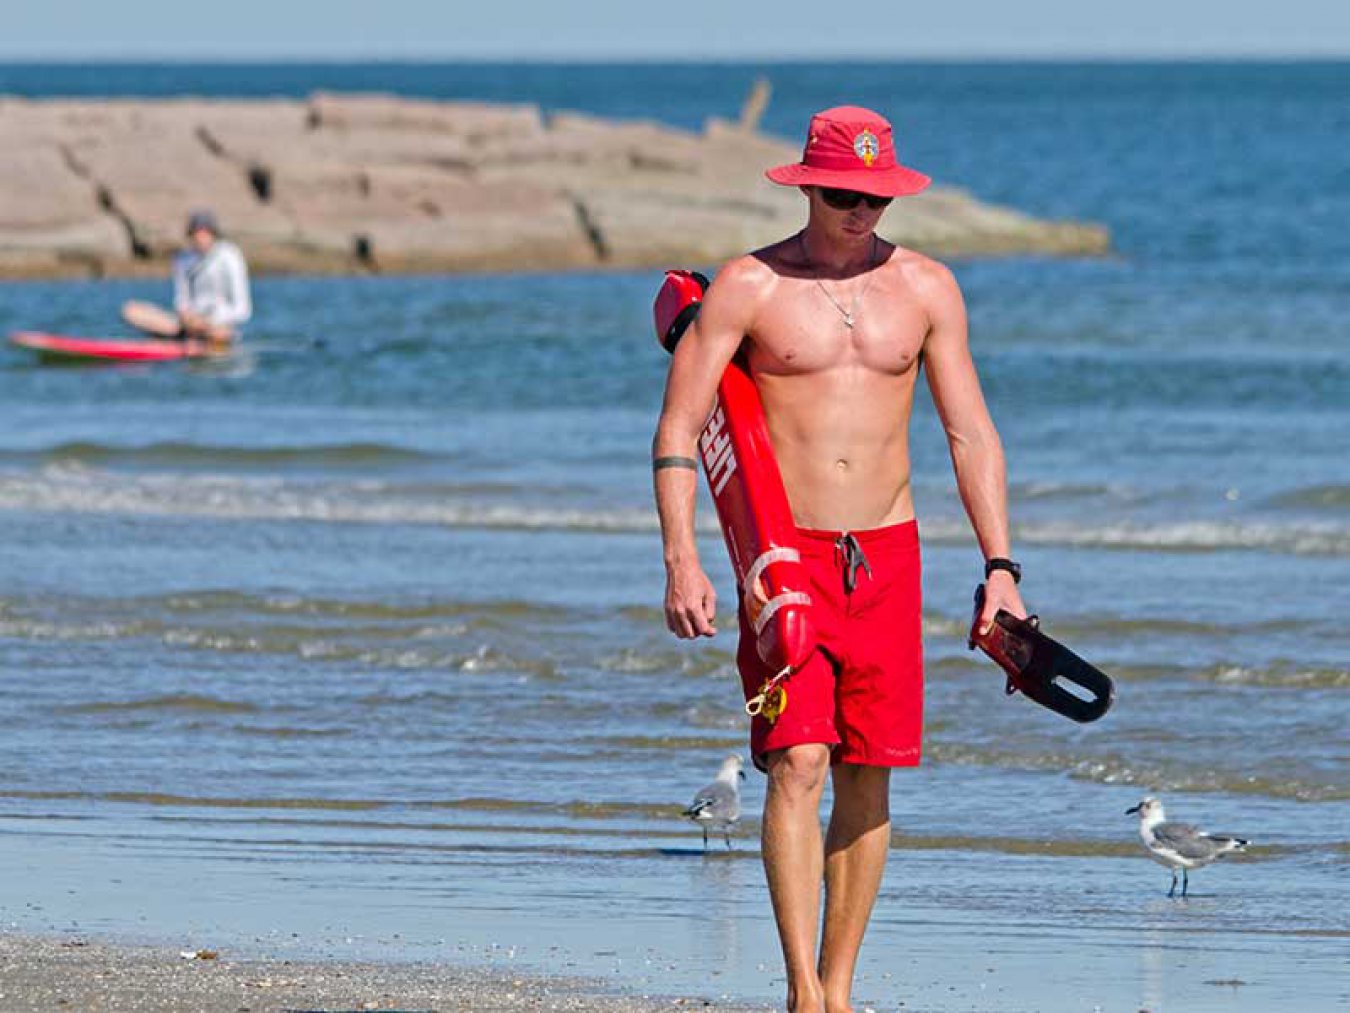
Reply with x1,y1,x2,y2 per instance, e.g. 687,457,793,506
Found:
919,262,1025,634
218,246,253,328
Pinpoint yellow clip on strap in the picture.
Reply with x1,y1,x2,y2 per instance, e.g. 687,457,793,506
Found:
745,666,793,722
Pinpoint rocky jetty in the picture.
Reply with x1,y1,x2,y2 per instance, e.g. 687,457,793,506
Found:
0,93,1109,279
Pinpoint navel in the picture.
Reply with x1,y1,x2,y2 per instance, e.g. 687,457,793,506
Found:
835,458,849,472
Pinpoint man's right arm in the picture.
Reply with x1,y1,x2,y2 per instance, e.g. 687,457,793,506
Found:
652,258,765,639
171,253,191,315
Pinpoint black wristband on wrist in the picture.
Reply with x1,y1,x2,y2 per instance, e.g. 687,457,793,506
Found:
984,557,1022,583
652,456,699,472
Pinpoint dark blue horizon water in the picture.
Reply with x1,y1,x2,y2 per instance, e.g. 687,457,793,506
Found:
1,62,1347,1012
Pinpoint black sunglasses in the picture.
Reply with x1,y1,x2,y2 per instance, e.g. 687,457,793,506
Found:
818,187,893,210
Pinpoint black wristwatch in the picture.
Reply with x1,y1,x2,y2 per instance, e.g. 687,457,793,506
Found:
984,557,1022,584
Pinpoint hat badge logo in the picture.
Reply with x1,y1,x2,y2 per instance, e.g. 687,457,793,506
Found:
853,129,879,167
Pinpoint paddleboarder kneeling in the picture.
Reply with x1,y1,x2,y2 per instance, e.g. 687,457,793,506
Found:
121,209,251,345
652,106,1026,1013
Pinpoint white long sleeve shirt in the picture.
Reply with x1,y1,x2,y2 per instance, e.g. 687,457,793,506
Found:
172,239,252,328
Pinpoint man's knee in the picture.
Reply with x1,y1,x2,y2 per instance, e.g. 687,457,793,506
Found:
765,744,831,801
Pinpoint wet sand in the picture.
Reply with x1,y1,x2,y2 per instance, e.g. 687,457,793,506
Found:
0,933,767,1013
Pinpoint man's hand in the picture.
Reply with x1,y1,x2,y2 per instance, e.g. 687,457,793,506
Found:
665,562,718,639
977,570,1026,637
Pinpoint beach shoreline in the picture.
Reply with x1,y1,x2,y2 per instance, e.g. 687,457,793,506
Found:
0,930,768,1013
4,804,1344,1013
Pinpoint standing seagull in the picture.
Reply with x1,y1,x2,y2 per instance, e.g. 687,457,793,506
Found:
683,754,745,851
1126,796,1249,898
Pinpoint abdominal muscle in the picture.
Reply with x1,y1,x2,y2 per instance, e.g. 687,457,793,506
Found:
754,364,919,532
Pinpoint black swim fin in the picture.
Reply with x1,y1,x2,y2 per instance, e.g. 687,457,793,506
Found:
967,584,1115,724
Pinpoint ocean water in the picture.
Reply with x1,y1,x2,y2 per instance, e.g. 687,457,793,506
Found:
0,63,1346,1011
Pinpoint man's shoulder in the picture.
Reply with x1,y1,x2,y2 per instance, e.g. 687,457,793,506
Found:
708,250,780,302
216,240,247,263
711,234,805,294
885,245,961,308
886,244,957,287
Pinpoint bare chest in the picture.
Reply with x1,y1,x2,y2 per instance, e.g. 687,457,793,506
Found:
747,276,927,377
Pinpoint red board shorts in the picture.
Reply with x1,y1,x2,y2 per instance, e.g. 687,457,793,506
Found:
737,520,923,772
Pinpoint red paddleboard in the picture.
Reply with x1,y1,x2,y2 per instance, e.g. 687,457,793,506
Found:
9,331,215,363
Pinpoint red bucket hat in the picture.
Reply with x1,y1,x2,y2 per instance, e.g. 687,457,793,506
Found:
766,106,931,198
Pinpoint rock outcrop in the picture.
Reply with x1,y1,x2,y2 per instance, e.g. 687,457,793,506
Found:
0,94,1109,279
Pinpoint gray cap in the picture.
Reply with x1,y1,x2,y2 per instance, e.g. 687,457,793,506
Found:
185,209,220,236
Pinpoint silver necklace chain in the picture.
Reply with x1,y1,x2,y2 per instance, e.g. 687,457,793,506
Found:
800,232,878,330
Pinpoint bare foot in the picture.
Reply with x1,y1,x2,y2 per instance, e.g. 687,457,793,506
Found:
787,982,826,1013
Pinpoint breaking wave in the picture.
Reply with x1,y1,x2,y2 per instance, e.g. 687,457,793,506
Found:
1,467,1347,554
0,440,442,470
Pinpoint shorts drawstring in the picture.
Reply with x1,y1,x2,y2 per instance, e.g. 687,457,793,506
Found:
835,532,873,594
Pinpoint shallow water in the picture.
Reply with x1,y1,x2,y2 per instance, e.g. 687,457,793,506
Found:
0,62,1347,1010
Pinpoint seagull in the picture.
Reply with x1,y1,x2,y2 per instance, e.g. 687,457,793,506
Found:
683,754,745,851
1126,796,1249,898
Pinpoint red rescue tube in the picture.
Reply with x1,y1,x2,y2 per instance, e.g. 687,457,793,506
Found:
654,270,816,673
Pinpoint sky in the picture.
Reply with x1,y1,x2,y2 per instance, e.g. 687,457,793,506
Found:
6,0,1350,60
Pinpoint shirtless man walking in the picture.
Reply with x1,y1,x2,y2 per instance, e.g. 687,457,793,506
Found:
652,107,1026,1012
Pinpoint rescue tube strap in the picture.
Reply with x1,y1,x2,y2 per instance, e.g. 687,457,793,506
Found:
751,591,813,636
742,547,801,597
